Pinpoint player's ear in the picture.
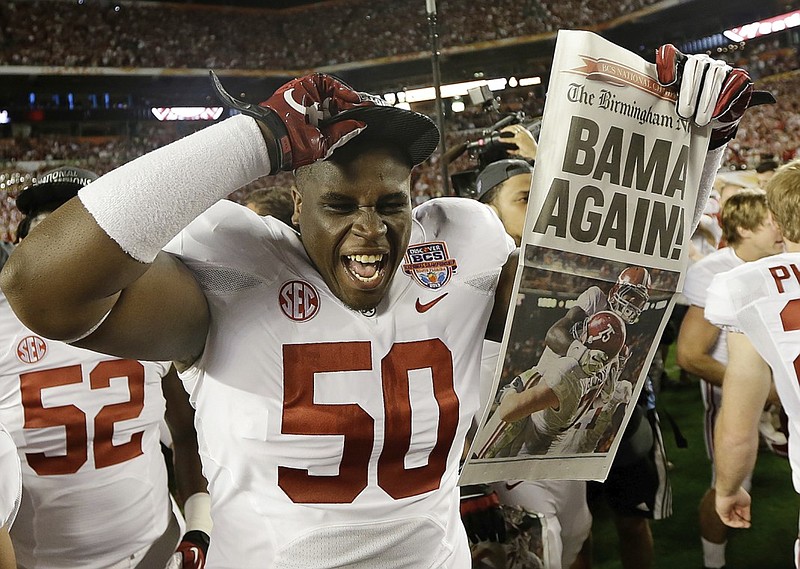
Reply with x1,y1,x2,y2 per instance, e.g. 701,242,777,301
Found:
737,225,751,241
291,187,302,227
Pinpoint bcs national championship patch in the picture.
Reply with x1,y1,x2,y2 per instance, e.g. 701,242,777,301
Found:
402,241,458,290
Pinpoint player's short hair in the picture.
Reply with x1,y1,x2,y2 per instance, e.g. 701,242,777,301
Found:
245,186,294,226
721,188,770,246
766,159,800,243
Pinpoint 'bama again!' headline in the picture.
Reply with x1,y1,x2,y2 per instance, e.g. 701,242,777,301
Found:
532,115,689,261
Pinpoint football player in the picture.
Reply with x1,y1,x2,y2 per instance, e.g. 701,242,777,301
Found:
492,310,627,456
677,188,784,569
0,167,209,569
0,421,20,569
706,159,800,568
538,261,672,568
1,49,760,567
475,159,594,569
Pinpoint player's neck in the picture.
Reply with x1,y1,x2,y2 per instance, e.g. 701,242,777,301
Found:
731,242,761,263
785,240,800,254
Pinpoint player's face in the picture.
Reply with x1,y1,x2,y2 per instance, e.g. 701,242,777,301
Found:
489,173,532,246
749,211,785,258
293,146,412,311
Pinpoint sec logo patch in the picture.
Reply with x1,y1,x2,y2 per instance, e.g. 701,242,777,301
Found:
279,280,320,322
17,335,47,364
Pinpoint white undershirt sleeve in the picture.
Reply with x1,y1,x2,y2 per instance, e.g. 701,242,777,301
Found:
79,114,272,263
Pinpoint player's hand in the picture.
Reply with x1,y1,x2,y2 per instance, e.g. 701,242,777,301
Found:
568,339,607,374
210,71,372,173
499,124,538,160
613,379,633,404
460,485,507,544
165,530,210,569
655,44,766,149
495,375,525,405
715,487,752,529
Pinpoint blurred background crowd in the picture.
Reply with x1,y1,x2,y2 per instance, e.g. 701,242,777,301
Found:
0,0,797,241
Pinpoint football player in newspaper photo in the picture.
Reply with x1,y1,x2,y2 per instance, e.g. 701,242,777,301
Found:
475,265,655,460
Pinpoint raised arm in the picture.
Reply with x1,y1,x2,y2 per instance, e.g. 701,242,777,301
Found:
486,250,518,342
654,44,773,232
1,74,373,364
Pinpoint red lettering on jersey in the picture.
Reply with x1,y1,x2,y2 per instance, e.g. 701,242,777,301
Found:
279,280,320,322
17,335,47,364
769,264,800,294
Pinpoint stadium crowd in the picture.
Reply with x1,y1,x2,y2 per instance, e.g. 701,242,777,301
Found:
0,0,663,69
1,59,797,240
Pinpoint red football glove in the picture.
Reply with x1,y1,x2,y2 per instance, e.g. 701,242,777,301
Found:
165,530,209,569
210,71,373,173
655,44,758,149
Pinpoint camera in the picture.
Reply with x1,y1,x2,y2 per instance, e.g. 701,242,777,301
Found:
450,86,539,198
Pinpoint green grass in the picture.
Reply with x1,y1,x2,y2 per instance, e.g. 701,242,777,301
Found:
591,350,800,569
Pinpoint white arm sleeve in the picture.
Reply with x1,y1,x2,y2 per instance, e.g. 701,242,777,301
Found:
692,144,725,234
79,114,272,263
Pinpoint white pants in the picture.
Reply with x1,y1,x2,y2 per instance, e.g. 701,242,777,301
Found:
493,480,591,569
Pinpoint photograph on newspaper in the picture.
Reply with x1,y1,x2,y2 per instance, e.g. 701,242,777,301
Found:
461,29,711,483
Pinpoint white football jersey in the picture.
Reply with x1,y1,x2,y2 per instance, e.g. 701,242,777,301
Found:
684,246,743,366
705,252,800,492
0,294,172,569
165,198,514,569
523,355,620,455
0,421,20,528
552,379,629,454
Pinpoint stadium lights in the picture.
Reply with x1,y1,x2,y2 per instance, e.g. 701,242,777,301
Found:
387,75,543,105
723,9,800,42
518,76,542,87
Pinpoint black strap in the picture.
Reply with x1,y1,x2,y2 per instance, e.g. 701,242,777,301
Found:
659,406,688,449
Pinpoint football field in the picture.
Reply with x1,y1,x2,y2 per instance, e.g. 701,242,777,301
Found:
592,351,800,569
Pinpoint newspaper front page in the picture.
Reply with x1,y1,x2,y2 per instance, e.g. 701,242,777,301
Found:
461,30,710,483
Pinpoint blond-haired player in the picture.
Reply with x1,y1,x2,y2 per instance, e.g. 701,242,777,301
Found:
706,160,800,567
678,189,784,569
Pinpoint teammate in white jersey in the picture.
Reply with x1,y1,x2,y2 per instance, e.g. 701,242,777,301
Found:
0,168,209,569
0,51,762,568
705,159,800,567
473,157,594,569
677,188,784,569
0,422,20,569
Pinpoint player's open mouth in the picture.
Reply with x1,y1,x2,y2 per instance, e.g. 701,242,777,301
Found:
342,254,388,288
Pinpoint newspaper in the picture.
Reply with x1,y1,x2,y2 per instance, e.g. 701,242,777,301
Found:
460,30,710,483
